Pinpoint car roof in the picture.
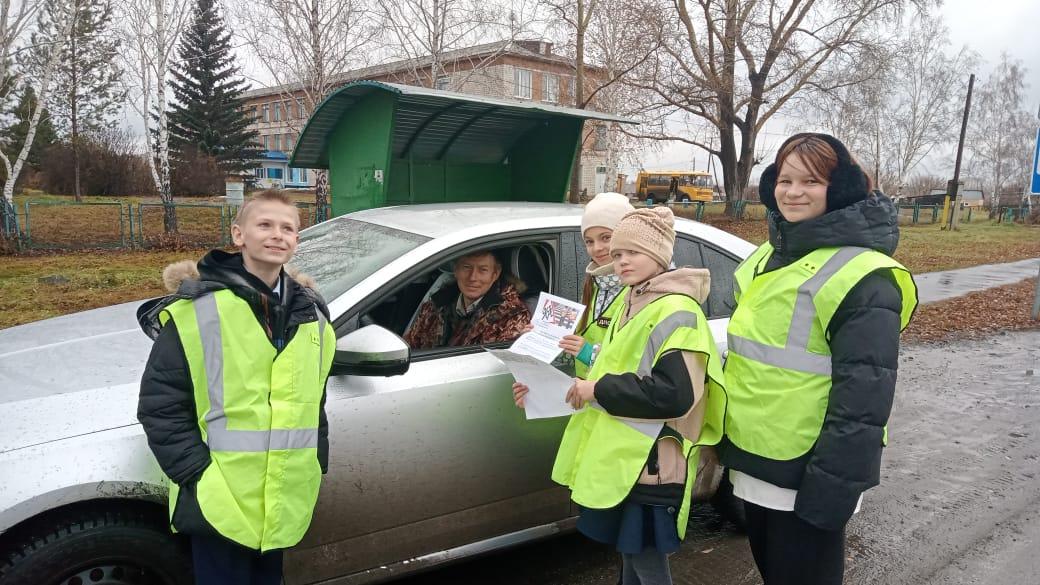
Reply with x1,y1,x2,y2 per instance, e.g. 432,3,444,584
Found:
335,202,587,238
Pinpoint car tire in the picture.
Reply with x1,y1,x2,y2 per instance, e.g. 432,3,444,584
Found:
0,508,193,585
709,472,747,532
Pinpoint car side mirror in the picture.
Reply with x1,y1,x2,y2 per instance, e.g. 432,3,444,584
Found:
331,325,410,377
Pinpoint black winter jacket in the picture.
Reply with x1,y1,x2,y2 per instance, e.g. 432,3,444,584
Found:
718,193,910,531
136,250,331,538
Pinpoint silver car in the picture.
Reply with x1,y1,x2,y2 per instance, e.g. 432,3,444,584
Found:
0,203,754,585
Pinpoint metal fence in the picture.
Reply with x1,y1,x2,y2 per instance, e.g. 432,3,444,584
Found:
6,200,331,251
897,204,942,225
3,198,1032,251
642,199,770,221
995,205,1033,223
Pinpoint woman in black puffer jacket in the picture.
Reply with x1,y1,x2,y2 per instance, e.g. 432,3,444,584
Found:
718,133,918,585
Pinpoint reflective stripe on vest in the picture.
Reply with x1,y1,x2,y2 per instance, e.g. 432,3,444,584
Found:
195,293,329,451
551,293,726,539
725,243,917,460
160,290,336,551
587,309,702,439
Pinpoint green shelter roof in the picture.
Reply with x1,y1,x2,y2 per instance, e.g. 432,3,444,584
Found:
290,81,638,169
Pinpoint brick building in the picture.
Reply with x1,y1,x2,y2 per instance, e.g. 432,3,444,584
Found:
241,39,617,195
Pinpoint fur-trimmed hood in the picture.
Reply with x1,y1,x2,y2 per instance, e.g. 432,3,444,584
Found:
137,250,326,339
161,258,318,293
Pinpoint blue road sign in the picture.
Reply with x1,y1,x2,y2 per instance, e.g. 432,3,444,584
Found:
1032,127,1040,195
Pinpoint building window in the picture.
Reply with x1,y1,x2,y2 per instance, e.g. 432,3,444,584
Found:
254,168,264,178
435,75,451,90
249,106,258,121
262,104,270,122
297,99,306,118
300,168,308,182
514,68,532,99
262,135,270,151
284,133,293,151
268,167,284,180
272,134,281,151
274,102,282,122
594,125,608,151
544,73,559,103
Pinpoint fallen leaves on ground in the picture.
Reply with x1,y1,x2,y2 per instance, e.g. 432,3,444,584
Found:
903,278,1040,343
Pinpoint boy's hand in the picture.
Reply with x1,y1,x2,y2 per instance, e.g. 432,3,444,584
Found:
512,382,529,409
566,379,596,410
559,334,586,357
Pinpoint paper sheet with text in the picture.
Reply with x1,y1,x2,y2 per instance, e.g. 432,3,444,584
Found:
488,292,586,419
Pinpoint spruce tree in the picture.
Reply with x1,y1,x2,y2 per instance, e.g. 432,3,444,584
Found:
168,0,260,178
37,0,122,201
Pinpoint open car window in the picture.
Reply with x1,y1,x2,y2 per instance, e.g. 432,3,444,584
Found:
357,239,558,357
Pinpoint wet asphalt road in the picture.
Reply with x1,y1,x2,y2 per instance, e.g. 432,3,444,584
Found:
398,331,1040,585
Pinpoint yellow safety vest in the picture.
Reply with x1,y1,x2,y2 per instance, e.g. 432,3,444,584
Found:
161,290,336,551
724,243,917,461
552,293,726,539
575,282,625,379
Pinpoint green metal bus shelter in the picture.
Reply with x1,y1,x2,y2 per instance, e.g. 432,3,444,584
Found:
290,81,638,217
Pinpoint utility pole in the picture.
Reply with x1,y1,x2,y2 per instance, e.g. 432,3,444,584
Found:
945,73,975,231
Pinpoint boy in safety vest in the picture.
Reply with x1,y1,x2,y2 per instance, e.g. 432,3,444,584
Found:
137,189,335,585
514,207,726,585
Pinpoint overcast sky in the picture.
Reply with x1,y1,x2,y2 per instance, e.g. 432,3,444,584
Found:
637,0,1040,179
116,1,1039,184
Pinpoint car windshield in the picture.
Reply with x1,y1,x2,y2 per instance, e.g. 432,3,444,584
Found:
290,218,430,301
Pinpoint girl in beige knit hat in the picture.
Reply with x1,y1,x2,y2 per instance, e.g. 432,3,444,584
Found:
515,206,726,585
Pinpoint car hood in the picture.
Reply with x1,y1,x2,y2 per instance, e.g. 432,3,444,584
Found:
0,301,152,453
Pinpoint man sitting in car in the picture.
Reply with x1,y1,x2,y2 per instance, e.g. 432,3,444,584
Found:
404,250,531,349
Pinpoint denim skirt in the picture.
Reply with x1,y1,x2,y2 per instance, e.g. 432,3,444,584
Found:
576,501,682,554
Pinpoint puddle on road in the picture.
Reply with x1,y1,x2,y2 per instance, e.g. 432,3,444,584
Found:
915,258,1039,304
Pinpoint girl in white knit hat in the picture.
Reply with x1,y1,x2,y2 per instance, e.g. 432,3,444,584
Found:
512,192,633,378
515,207,727,585
563,191,634,377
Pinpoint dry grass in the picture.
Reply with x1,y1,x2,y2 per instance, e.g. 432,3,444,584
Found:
896,223,1040,273
0,249,210,330
2,195,1038,330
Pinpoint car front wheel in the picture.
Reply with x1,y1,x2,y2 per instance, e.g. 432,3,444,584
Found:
0,508,192,585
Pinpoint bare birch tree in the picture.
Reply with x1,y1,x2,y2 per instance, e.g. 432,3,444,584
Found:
0,0,39,99
0,0,38,234
233,0,378,221
118,0,191,233
627,0,925,211
966,54,1035,211
0,0,70,236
